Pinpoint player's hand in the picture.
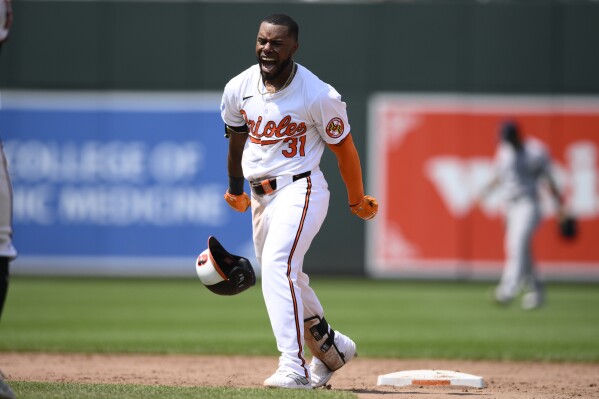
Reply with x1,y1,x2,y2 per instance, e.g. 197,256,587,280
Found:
350,195,378,220
224,191,251,212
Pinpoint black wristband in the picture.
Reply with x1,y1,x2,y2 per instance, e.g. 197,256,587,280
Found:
228,176,245,195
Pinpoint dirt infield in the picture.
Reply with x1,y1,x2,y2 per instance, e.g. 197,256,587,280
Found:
3,353,599,398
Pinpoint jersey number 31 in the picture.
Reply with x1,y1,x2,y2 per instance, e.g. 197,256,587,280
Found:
282,136,306,158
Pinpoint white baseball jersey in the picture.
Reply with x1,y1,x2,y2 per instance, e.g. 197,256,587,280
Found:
493,137,552,202
220,63,350,180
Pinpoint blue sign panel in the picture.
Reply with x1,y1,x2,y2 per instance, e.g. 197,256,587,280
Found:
0,91,254,276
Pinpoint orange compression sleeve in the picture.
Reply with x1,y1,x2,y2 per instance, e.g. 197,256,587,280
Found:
327,134,365,206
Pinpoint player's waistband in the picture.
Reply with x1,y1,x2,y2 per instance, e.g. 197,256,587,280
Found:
250,171,311,196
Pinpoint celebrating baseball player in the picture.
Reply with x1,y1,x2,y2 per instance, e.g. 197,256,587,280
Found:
480,120,564,310
220,13,377,389
0,1,17,398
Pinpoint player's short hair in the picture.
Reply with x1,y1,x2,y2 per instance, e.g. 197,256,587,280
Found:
261,13,299,42
500,120,519,141
499,120,523,150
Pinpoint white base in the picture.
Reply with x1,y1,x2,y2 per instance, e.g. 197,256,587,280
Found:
377,369,485,388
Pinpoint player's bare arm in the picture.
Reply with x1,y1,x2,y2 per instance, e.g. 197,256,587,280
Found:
224,130,250,212
227,130,247,180
543,171,566,221
327,134,378,220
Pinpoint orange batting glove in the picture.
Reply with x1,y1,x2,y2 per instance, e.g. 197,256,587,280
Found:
350,195,378,220
224,191,251,212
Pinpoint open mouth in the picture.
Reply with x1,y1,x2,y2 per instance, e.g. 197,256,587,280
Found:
260,57,277,75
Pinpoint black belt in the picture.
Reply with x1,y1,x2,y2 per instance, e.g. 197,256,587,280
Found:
250,171,311,196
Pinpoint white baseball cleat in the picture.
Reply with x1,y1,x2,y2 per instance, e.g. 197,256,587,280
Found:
263,370,312,389
521,290,545,310
310,338,357,388
493,286,515,306
310,357,335,388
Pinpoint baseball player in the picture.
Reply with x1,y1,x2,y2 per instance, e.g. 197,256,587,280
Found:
220,14,378,389
0,1,17,398
480,120,564,310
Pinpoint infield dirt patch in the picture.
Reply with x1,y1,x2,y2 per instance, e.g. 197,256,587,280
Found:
3,353,599,399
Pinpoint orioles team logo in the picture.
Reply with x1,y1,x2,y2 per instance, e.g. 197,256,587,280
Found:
241,110,307,140
326,117,344,138
198,253,208,266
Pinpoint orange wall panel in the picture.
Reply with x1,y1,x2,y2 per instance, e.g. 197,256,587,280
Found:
367,94,599,279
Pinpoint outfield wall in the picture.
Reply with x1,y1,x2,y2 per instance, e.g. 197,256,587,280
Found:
1,90,253,277
367,93,599,280
1,0,598,278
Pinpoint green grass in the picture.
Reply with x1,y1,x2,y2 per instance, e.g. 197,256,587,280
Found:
9,381,356,399
2,277,599,398
1,277,599,361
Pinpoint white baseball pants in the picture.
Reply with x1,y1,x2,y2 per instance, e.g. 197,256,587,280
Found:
497,196,542,300
0,140,17,259
251,169,329,378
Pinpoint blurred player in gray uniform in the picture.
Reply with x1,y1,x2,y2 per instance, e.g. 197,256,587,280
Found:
0,0,16,397
480,120,564,310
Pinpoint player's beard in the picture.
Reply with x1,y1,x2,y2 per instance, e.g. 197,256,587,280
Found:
258,56,293,83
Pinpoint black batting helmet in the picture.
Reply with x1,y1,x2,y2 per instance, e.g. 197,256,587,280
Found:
195,236,256,295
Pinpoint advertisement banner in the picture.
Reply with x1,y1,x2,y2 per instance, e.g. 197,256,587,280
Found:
0,91,254,276
367,94,599,280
